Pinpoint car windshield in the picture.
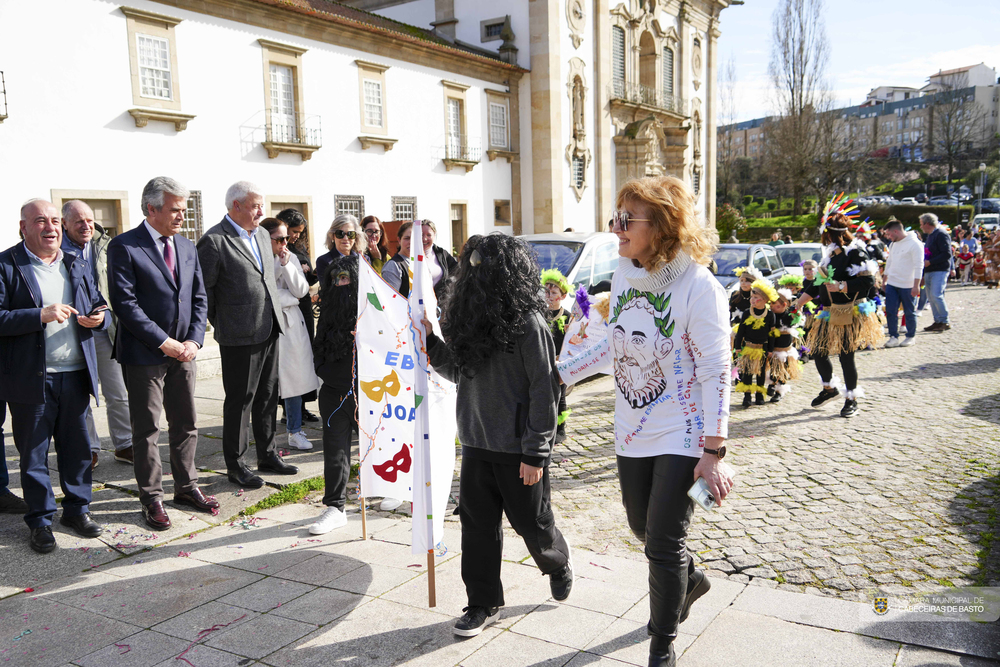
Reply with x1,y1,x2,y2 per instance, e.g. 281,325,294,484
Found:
777,246,822,268
527,241,585,276
713,247,746,276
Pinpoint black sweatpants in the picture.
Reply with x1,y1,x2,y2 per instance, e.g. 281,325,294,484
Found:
319,384,356,510
459,455,570,608
617,454,699,642
813,351,858,391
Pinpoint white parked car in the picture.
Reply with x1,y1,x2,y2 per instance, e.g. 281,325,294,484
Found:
521,232,619,309
900,197,919,206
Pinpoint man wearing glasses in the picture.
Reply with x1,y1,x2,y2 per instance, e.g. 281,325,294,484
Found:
197,181,298,490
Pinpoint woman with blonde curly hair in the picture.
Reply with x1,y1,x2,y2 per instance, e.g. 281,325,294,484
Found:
559,176,734,667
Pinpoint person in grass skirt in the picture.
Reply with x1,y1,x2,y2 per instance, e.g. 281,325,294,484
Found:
733,279,777,408
794,208,884,418
729,266,762,325
766,288,804,403
542,268,573,443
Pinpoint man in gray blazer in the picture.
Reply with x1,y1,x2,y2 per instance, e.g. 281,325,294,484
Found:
197,181,297,488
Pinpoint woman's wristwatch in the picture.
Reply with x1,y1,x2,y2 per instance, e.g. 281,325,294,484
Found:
703,446,727,458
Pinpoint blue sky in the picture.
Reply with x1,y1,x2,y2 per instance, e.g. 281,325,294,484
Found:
716,0,1000,122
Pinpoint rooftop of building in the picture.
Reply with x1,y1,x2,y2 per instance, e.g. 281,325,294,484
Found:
248,0,526,71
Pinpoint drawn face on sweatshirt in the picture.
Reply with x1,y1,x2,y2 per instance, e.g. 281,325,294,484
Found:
611,293,674,409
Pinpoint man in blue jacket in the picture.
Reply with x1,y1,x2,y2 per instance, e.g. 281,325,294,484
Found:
919,213,953,332
107,176,216,530
0,200,108,553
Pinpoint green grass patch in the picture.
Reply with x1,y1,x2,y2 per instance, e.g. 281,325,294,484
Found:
745,214,819,228
241,476,326,515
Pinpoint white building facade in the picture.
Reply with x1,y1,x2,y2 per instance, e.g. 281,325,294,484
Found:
0,0,530,256
0,0,731,256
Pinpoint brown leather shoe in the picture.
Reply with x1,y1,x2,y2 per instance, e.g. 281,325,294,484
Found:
142,500,171,531
114,446,134,464
174,489,220,513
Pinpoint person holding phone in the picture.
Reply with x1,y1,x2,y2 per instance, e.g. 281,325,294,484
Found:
558,177,734,667
1,199,109,553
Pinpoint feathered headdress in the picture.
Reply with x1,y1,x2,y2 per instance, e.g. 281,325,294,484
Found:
573,285,591,319
852,217,874,238
778,273,804,288
734,265,764,282
822,193,860,229
751,278,779,303
776,287,794,302
540,268,573,295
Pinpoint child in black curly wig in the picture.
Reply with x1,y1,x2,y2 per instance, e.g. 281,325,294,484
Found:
426,233,573,637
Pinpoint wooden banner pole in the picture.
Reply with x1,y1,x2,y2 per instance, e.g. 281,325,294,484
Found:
360,497,368,540
427,549,436,607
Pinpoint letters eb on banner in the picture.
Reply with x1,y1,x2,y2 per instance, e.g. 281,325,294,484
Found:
357,259,419,502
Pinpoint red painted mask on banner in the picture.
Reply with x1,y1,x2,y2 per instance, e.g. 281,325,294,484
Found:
373,444,412,483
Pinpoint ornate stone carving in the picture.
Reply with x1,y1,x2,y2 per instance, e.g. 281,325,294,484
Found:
565,58,591,202
566,0,585,49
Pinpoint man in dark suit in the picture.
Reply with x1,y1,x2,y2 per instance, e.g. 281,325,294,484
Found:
107,177,217,530
0,199,108,553
197,181,297,489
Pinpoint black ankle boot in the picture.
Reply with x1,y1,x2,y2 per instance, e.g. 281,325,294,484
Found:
742,393,752,408
755,393,765,406
648,636,676,667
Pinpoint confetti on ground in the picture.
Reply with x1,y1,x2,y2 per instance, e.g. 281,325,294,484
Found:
235,489,244,497
589,562,612,571
257,566,268,570
114,643,131,654
229,516,263,530
174,614,247,667
178,551,191,557
12,630,31,641
23,588,33,593
306,539,322,543
407,564,423,568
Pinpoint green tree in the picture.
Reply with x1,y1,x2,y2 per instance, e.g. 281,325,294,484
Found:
716,203,748,241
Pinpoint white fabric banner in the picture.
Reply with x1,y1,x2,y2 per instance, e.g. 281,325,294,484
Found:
357,258,418,502
356,228,457,555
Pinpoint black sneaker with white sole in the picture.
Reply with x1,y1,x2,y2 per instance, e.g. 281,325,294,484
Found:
550,562,573,601
840,399,858,418
453,605,501,637
810,387,840,408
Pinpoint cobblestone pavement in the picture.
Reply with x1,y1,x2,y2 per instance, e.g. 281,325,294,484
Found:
540,284,1000,601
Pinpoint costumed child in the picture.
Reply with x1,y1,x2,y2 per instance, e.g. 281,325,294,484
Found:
425,234,573,637
766,288,804,403
542,269,573,442
730,266,763,325
794,200,884,419
733,278,777,408
956,246,974,285
973,251,987,285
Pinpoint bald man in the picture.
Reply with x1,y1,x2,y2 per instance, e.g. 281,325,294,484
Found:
0,200,108,553
61,201,133,468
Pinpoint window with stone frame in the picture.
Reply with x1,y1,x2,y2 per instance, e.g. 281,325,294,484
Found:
335,195,364,219
180,190,203,241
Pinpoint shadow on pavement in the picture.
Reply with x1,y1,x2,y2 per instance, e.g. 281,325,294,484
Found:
963,393,1000,427
866,357,1000,383
947,469,1000,587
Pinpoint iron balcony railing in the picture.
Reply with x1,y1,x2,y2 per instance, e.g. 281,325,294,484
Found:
444,134,482,162
0,71,7,120
609,79,688,116
264,110,322,146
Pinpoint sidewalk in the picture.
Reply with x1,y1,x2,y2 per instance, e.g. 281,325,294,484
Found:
1,378,998,665
1,501,998,667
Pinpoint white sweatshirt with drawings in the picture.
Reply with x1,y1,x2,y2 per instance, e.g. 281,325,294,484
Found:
557,252,731,458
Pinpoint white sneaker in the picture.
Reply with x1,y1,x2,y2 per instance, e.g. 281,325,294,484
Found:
309,506,347,534
899,337,916,347
884,337,901,348
379,497,403,511
915,309,925,317
287,431,313,450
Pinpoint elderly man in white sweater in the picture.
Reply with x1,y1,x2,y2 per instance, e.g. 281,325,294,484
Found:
882,219,924,348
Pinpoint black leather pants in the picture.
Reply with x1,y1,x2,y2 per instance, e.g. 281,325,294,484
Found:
617,454,699,642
